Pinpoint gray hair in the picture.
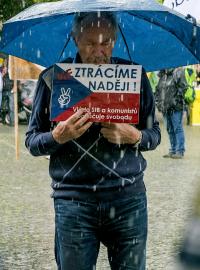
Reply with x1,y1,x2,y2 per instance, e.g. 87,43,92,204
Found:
71,11,118,37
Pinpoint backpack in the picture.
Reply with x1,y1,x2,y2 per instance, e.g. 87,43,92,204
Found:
184,68,196,104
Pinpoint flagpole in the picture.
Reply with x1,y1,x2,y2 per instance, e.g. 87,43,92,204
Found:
13,79,19,160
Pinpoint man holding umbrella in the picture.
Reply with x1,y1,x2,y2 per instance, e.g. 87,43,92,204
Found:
25,12,161,270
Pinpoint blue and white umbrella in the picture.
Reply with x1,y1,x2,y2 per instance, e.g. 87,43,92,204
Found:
0,0,200,71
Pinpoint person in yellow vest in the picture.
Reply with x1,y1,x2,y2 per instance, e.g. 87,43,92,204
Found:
184,66,197,125
196,64,200,86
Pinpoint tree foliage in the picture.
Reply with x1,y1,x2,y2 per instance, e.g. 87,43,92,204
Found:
0,0,57,22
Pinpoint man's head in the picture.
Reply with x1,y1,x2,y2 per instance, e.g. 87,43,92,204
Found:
72,12,118,64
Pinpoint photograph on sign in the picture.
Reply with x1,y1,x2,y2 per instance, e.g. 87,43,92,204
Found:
51,63,142,124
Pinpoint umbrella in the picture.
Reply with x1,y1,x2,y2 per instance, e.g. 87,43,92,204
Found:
0,0,200,71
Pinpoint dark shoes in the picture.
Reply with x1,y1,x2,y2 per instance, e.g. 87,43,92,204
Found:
163,153,184,159
171,153,184,159
163,153,174,158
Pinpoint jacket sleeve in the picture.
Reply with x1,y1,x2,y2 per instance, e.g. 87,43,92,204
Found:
25,71,61,156
137,70,161,151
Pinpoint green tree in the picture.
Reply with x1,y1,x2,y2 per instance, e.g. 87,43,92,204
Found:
0,0,57,22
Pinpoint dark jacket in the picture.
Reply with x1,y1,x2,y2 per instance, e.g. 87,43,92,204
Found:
25,55,161,201
3,73,14,92
155,68,187,114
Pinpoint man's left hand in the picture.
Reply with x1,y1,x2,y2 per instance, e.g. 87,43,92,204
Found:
100,123,141,145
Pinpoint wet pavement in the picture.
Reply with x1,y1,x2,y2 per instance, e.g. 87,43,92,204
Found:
0,120,200,270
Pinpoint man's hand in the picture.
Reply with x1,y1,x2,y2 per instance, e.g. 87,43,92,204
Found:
100,122,141,145
52,109,92,144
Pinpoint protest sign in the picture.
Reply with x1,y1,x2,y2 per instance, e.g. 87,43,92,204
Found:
164,0,200,21
51,63,142,124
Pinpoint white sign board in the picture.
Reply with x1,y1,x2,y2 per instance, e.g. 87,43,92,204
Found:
164,0,200,21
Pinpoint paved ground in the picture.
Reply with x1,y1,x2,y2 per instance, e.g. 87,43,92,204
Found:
0,119,200,270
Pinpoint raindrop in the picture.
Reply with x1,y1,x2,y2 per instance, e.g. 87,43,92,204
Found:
97,20,100,28
93,185,97,192
19,42,23,49
109,207,116,219
132,42,135,51
128,216,134,227
29,29,32,36
147,115,153,128
113,162,116,169
132,16,135,21
165,15,168,22
22,32,25,37
37,49,41,58
21,0,26,8
129,251,133,258
147,142,150,149
45,108,48,114
134,255,139,264
68,51,72,57
120,150,125,158
99,34,103,43
124,47,127,53
150,24,153,30
97,11,101,18
139,162,142,172
121,179,125,187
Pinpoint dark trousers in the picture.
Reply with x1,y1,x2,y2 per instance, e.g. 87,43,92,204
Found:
54,192,147,270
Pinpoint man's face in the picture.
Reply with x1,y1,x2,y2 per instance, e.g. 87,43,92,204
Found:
74,19,116,64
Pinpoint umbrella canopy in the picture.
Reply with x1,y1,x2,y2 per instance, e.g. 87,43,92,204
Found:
0,0,200,71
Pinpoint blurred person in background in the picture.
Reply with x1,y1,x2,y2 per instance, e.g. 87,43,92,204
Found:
155,68,187,159
2,64,14,126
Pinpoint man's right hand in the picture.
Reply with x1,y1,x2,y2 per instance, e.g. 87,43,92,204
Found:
52,109,92,144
